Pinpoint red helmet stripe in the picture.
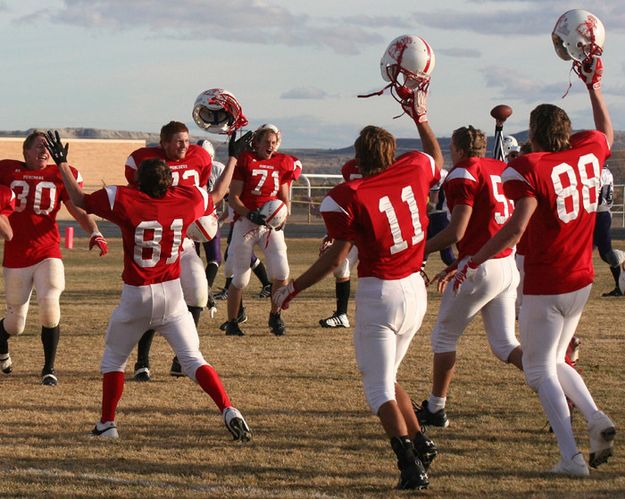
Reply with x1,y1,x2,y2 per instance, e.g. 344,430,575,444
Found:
418,37,433,75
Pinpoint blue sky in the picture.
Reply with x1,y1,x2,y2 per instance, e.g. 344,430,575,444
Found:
1,0,624,148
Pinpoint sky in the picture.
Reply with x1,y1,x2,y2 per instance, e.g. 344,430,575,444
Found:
1,0,624,149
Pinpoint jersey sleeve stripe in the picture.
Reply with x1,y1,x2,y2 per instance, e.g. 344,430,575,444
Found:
104,186,118,210
126,156,137,170
320,195,348,215
195,185,210,211
502,167,529,184
423,152,436,178
446,167,476,182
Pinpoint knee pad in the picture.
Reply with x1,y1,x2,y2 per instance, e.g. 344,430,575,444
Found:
363,380,395,415
4,304,28,335
232,268,252,289
38,299,61,329
489,339,521,363
430,325,460,354
177,353,208,381
605,249,625,268
333,258,351,280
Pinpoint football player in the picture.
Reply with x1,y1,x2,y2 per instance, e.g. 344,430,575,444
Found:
127,121,213,381
224,125,297,336
46,130,252,442
273,89,443,490
0,132,108,386
454,55,615,475
414,125,523,429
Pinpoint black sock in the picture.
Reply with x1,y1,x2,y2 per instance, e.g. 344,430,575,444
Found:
252,260,271,287
610,265,620,288
336,280,351,315
41,325,60,372
224,277,233,290
205,262,219,288
188,306,202,327
137,330,155,367
0,319,10,355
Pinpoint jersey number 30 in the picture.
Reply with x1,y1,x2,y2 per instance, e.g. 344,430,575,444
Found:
379,186,424,255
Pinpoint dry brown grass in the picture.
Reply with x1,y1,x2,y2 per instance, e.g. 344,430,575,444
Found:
0,239,624,498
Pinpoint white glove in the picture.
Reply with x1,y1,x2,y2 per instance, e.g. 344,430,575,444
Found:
271,280,300,310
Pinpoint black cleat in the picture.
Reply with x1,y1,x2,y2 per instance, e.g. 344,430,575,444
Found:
41,367,58,386
169,356,184,377
214,287,228,300
134,362,151,382
391,436,429,490
223,407,252,442
258,284,272,298
601,287,623,297
413,430,438,471
268,312,285,336
219,307,247,331
413,399,449,428
0,353,13,375
225,320,245,337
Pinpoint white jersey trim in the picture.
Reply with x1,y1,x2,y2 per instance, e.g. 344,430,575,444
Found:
320,195,348,216
446,167,476,183
104,186,118,211
126,155,138,171
502,167,530,185
195,185,210,211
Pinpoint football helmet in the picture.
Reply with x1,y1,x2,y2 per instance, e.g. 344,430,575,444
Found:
254,123,281,150
259,199,288,229
197,139,215,160
380,35,435,98
502,135,520,158
192,88,248,135
552,9,604,62
187,210,219,242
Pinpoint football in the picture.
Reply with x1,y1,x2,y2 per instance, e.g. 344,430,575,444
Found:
259,199,288,229
186,211,219,242
490,104,513,122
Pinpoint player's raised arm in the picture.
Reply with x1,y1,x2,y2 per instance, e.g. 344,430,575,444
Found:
402,89,443,171
577,56,614,148
44,130,85,209
210,131,252,204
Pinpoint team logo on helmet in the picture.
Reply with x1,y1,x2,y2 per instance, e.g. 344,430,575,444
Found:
192,88,248,135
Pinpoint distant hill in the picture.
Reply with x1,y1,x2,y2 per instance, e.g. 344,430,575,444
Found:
2,127,624,180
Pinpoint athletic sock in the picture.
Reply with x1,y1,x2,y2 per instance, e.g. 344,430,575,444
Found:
205,262,219,288
427,394,447,413
252,260,271,287
188,306,202,327
136,330,155,367
0,319,9,355
610,265,620,288
101,371,125,422
195,364,231,412
224,277,233,290
335,280,351,316
41,325,60,372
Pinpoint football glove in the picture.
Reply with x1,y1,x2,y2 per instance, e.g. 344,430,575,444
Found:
401,89,428,123
246,209,267,226
228,130,253,158
453,258,479,294
44,130,69,165
318,235,334,256
89,232,109,256
272,280,299,310
574,55,603,90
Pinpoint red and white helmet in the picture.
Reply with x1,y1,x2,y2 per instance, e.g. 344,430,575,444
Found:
192,88,248,135
552,9,605,62
196,139,215,160
254,123,281,150
380,35,435,98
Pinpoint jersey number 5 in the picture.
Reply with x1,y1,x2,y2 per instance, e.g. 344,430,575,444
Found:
379,186,424,255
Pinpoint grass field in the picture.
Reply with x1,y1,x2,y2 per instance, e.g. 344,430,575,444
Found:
0,238,624,498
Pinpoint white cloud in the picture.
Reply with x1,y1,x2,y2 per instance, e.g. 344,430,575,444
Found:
281,87,330,99
438,47,481,58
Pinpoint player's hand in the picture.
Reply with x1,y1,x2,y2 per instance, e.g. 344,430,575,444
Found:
434,267,457,294
272,280,299,310
89,232,109,256
228,131,253,158
401,89,428,123
274,220,286,231
44,130,69,165
319,235,334,256
453,258,479,294
575,55,603,90
246,209,267,226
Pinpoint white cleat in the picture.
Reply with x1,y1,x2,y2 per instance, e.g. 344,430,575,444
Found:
223,407,252,442
0,353,12,375
319,313,350,328
551,452,589,477
91,420,119,439
588,410,616,468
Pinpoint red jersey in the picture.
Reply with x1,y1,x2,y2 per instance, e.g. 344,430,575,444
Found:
0,185,15,217
84,185,213,286
321,151,439,280
0,159,83,268
125,145,211,188
341,160,362,182
502,130,611,295
286,155,303,185
233,151,295,210
444,157,514,260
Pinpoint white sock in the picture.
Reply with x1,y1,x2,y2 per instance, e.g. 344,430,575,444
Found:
537,376,579,460
427,394,446,413
556,362,598,421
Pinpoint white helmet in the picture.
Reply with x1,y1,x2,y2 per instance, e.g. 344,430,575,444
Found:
192,88,248,135
254,123,281,150
552,9,605,62
502,135,520,158
380,35,435,98
196,139,215,160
